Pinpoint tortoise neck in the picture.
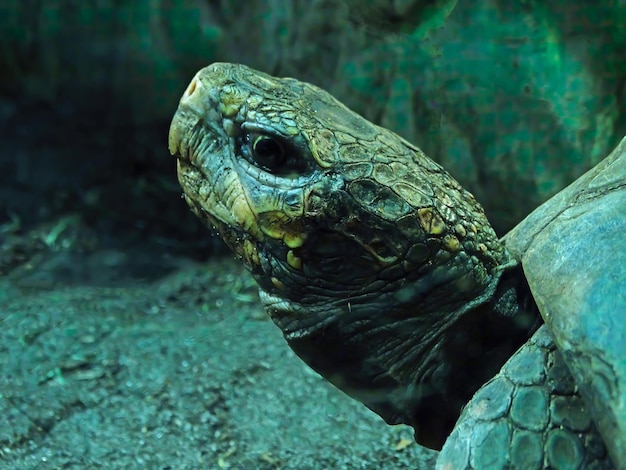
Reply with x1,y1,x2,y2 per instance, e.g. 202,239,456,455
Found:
274,260,541,449
409,262,541,447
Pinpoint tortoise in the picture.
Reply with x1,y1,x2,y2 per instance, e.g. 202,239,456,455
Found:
168,63,625,469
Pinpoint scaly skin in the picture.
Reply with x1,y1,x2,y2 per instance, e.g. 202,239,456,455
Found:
168,63,541,449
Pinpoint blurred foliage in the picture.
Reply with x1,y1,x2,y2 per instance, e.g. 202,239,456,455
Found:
1,0,625,233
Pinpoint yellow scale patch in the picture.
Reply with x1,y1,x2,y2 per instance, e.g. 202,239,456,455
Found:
258,212,306,271
417,207,446,235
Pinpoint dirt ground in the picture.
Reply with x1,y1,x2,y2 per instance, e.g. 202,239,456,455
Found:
0,228,437,469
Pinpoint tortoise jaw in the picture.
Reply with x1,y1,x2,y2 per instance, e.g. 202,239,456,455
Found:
168,67,254,238
169,71,210,161
169,75,301,279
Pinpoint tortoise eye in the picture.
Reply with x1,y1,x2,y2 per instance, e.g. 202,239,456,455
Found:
238,131,310,177
249,134,287,172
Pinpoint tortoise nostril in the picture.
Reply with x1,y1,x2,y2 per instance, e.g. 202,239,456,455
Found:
178,75,205,112
185,78,198,97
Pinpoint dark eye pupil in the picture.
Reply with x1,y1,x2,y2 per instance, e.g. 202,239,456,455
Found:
251,135,286,170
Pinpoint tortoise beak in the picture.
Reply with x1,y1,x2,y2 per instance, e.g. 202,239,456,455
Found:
168,72,207,160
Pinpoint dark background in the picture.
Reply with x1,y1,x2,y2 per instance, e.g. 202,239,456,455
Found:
3,0,626,247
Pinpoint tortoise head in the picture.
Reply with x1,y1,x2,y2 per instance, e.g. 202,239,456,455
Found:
169,63,520,447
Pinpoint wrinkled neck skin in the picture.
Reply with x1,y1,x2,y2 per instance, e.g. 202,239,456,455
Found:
257,239,539,449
